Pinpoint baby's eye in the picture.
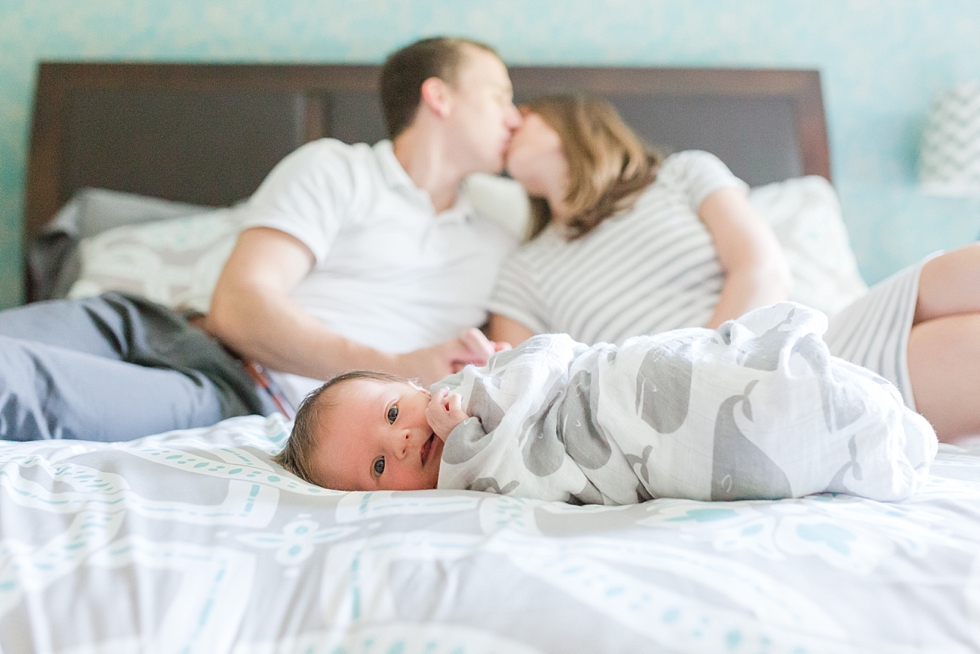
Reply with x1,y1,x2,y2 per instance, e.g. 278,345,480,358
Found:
387,405,398,424
373,456,385,477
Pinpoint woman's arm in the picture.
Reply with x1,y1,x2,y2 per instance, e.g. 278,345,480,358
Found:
488,313,536,348
699,187,793,328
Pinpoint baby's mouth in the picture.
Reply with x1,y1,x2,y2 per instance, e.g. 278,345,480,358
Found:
420,433,435,466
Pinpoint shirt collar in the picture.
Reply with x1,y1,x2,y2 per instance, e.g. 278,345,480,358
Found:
441,190,475,224
373,139,473,223
373,140,416,191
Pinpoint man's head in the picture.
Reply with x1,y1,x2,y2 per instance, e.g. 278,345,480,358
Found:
380,36,522,174
274,371,443,492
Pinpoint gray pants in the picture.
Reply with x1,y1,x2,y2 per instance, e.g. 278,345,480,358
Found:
0,293,276,442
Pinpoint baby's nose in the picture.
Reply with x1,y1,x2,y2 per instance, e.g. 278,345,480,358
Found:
395,430,411,458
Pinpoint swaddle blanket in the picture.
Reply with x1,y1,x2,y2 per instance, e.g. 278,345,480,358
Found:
435,302,937,504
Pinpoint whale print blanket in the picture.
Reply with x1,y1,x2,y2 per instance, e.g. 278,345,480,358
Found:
435,302,937,504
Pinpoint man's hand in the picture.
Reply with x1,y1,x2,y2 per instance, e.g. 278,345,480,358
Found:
426,388,470,441
395,327,508,386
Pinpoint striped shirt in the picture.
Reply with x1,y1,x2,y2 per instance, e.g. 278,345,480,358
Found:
490,150,747,345
491,149,930,411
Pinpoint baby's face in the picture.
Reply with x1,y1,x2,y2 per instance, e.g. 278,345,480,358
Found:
312,379,443,492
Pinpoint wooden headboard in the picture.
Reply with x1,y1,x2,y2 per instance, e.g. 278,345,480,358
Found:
24,62,829,295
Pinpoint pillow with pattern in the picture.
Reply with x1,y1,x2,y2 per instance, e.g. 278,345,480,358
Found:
67,208,240,313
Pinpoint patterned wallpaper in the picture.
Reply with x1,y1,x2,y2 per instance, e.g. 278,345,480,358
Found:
1,0,979,308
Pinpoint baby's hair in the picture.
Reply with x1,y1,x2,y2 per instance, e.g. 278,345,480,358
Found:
272,370,414,487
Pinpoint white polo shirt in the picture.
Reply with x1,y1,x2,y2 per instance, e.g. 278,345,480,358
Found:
238,139,517,406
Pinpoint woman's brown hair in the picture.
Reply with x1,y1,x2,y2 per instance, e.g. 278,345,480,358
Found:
524,95,663,240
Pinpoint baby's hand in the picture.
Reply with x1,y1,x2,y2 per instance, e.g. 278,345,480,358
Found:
426,387,470,441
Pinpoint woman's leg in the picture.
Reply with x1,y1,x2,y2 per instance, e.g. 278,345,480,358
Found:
905,244,980,440
914,243,980,323
908,313,980,441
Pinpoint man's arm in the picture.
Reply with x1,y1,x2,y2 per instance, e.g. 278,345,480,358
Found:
700,187,793,329
207,227,497,385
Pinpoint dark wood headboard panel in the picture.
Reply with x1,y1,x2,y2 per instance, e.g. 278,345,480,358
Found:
509,67,829,184
23,62,829,297
25,63,383,240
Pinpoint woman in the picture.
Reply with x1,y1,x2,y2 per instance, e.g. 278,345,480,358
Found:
488,95,980,442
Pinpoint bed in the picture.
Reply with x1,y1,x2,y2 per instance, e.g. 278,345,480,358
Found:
4,62,980,652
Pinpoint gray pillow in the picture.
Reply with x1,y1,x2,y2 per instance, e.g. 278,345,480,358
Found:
75,188,217,238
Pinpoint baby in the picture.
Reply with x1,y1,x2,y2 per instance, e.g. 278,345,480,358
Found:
274,302,938,504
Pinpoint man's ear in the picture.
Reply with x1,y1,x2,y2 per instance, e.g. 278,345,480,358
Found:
419,77,453,118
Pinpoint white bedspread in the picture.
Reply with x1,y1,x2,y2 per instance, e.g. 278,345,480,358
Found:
1,414,979,652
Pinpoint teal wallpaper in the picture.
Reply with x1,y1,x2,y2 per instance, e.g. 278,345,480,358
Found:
2,0,979,308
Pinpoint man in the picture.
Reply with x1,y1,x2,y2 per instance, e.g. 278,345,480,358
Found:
0,37,522,441
207,36,522,408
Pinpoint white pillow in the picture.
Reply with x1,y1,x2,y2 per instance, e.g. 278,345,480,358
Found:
465,173,530,239
749,176,868,316
67,208,240,314
467,173,868,318
67,176,867,320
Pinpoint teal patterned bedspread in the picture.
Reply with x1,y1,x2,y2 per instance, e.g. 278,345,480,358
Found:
1,414,978,653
